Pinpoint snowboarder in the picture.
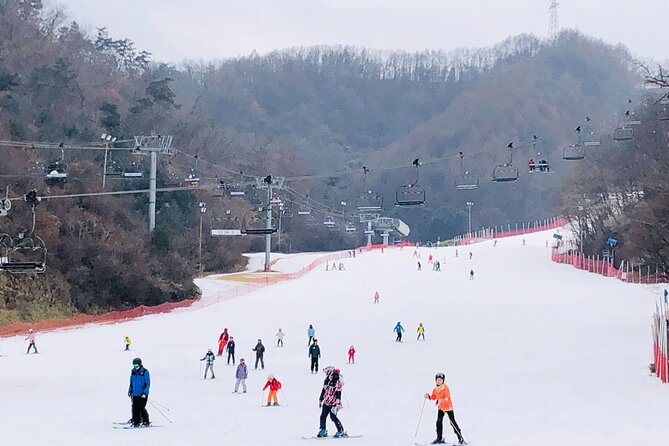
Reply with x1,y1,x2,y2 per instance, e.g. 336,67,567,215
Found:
262,374,282,406
234,358,248,393
253,339,265,370
317,366,347,438
200,348,216,379
424,373,465,445
373,291,380,304
394,322,405,342
217,328,229,356
25,329,38,354
124,336,132,351
417,323,426,341
226,337,236,365
276,328,285,347
307,324,315,346
309,339,321,373
128,357,151,427
469,269,474,280
348,346,356,364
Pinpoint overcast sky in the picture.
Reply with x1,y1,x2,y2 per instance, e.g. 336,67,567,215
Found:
52,0,667,63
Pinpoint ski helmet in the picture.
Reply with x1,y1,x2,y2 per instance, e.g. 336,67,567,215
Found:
323,366,336,375
435,372,445,381
133,357,142,366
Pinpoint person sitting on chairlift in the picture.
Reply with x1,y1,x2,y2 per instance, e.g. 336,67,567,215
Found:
528,158,535,171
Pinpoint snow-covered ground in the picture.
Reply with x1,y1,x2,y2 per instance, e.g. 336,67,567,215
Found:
0,229,666,446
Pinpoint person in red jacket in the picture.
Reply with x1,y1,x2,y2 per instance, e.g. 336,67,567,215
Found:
262,374,282,406
373,291,380,304
424,373,465,444
347,346,356,364
217,328,229,356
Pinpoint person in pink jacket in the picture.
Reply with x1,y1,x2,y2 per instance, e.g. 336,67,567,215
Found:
26,329,38,354
347,346,356,364
373,291,380,304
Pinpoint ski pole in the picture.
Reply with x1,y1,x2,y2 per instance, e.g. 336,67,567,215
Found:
261,390,266,406
414,398,427,437
279,389,288,407
150,399,171,411
148,399,173,424
199,360,203,379
342,389,351,408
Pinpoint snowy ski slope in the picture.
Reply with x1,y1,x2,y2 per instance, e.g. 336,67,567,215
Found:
0,229,666,446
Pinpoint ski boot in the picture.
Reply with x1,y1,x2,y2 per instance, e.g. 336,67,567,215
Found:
141,422,151,428
317,429,328,438
273,402,280,406
334,431,348,438
431,439,445,445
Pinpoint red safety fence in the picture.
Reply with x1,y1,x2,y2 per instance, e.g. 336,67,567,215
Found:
454,217,568,245
0,242,413,337
652,300,669,383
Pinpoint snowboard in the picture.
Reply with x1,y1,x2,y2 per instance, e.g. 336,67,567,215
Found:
301,435,363,440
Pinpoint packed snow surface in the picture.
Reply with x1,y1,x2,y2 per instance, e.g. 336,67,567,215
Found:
0,229,666,446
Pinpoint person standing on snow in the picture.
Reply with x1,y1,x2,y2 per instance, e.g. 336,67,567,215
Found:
424,372,465,445
276,329,285,347
317,366,347,438
124,336,132,351
234,358,248,393
217,328,230,356
226,337,236,365
253,339,265,370
417,261,422,271
469,269,474,280
128,357,151,427
262,374,282,406
25,329,38,354
307,325,315,346
373,291,380,304
200,349,216,379
394,322,405,342
347,346,356,364
417,323,426,341
309,339,321,373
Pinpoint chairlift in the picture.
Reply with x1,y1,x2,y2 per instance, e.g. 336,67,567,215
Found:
210,210,242,236
659,106,669,122
242,213,277,235
356,191,383,212
0,197,46,273
455,152,480,190
297,207,311,216
395,158,425,206
345,223,357,233
270,196,282,205
184,155,201,184
613,126,634,142
492,142,519,182
562,144,585,160
45,148,68,184
323,216,337,230
122,162,144,178
527,136,551,173
575,119,601,146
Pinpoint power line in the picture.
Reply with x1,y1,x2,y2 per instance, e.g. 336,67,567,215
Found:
7,184,215,202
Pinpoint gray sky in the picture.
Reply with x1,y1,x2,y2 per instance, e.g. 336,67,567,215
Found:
53,0,667,63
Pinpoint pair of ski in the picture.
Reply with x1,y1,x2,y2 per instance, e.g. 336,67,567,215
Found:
414,442,468,446
301,435,362,440
112,421,160,429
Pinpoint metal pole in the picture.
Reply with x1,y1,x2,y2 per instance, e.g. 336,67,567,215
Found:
264,184,272,272
102,144,109,189
149,150,157,232
199,211,203,276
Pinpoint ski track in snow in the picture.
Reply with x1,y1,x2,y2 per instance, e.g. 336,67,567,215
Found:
0,229,667,446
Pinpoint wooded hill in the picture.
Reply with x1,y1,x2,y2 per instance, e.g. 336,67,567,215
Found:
0,0,645,322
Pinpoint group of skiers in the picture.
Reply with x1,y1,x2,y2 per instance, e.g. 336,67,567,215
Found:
325,261,346,271
394,322,427,342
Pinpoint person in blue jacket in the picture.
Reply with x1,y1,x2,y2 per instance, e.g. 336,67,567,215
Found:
307,324,315,346
128,357,151,427
394,322,405,342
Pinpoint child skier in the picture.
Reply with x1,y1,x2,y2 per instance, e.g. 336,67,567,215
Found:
307,324,315,346
226,337,236,365
373,291,380,304
347,346,356,364
124,336,132,351
25,329,38,354
262,374,282,406
394,322,405,342
317,366,347,438
424,373,465,445
417,323,426,341
200,348,216,379
234,358,248,393
276,328,285,347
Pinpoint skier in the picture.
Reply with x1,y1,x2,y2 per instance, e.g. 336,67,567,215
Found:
253,339,265,370
338,262,345,270
25,329,38,354
309,339,321,373
424,372,465,445
348,346,356,364
413,249,419,258
262,374,282,406
124,336,132,351
394,322,405,342
317,366,347,438
493,239,497,247
468,252,473,260
417,261,422,271
326,260,329,271
200,348,216,379
373,291,380,304
417,323,426,341
217,328,229,356
234,358,248,393
428,254,433,264
522,238,526,246
455,249,458,258
469,269,474,280
307,324,315,346
128,357,151,427
276,328,285,347
434,260,441,272
226,337,236,365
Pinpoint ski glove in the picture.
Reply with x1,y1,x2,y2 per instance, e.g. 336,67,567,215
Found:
424,393,430,399
141,394,147,398
128,391,132,397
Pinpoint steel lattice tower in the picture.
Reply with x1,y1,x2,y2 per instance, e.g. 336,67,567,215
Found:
548,0,560,40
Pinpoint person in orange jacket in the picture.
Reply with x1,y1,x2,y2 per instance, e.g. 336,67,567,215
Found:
262,374,282,406
424,373,465,445
347,346,356,364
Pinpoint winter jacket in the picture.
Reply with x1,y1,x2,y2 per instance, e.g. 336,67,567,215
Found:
307,327,315,337
26,333,36,343
263,378,282,391
129,366,151,397
394,323,405,333
124,337,132,346
253,342,265,357
428,384,453,412
348,347,356,356
319,373,343,406
226,340,236,353
219,330,229,341
417,325,425,334
201,352,215,365
276,331,285,340
236,363,248,379
308,344,321,358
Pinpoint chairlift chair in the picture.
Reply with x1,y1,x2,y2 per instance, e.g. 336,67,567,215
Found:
658,106,669,122
122,162,144,178
355,190,383,212
0,233,47,273
562,144,586,160
297,207,311,216
210,210,242,236
613,126,634,142
45,161,68,183
492,142,519,182
455,152,480,190
345,223,357,233
184,170,201,185
323,216,337,230
242,214,277,235
394,184,426,206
